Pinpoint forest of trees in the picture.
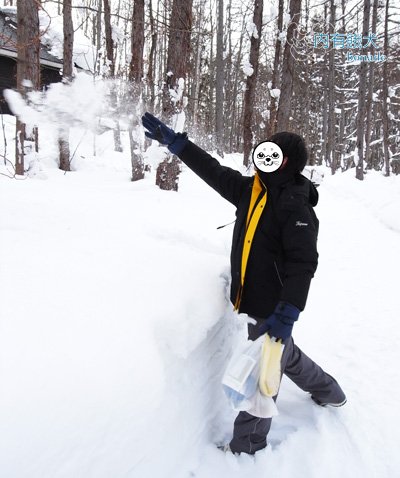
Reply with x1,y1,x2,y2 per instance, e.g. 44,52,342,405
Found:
1,0,399,190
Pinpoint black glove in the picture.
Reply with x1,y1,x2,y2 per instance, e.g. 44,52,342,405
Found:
258,301,300,341
141,112,188,156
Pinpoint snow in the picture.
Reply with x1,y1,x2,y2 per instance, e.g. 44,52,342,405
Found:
21,79,33,88
38,8,97,72
246,21,259,40
279,31,287,41
270,88,281,99
169,78,186,105
283,13,291,26
353,148,359,167
241,60,254,77
1,117,400,477
3,72,144,149
111,24,125,44
0,4,95,74
263,4,278,23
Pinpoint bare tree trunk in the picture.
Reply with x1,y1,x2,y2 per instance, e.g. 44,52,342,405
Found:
382,0,390,177
335,0,346,171
268,0,284,137
208,10,215,141
104,0,123,152
96,0,102,74
192,0,204,128
243,0,263,167
224,0,233,151
276,0,301,132
215,0,224,157
156,0,193,192
147,0,157,111
15,0,40,175
129,121,145,181
129,0,145,182
328,0,336,174
355,0,370,180
59,0,74,172
320,3,328,166
129,0,144,83
365,0,378,170
229,16,245,153
104,0,114,77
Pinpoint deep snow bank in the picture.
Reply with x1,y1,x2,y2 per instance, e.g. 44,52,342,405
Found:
1,144,399,478
0,152,246,478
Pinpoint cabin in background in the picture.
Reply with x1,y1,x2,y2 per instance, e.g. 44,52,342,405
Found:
0,9,63,115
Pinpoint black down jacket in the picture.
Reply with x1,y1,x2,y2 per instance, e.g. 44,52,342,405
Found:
178,141,319,319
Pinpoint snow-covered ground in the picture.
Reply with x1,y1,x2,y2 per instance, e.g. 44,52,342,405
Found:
1,121,399,477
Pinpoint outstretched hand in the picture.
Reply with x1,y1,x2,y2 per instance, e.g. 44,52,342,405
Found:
141,112,176,145
141,112,188,156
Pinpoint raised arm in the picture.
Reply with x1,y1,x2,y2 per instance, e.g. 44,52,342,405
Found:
142,112,249,207
177,140,249,207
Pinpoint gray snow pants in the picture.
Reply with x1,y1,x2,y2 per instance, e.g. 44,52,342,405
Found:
229,321,346,455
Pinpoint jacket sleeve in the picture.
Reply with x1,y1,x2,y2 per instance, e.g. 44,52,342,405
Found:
177,140,249,207
280,202,319,311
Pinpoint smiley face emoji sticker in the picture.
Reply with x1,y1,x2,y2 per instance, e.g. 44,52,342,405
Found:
252,141,284,173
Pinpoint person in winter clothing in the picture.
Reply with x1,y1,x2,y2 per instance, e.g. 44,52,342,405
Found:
141,112,346,455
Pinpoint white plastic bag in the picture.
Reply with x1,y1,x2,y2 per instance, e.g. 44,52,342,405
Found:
245,388,279,418
222,336,264,411
222,334,284,418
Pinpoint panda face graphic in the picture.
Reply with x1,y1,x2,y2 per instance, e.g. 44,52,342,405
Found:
252,141,284,173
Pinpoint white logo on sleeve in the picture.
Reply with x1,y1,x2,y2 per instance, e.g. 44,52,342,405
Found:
296,221,308,227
